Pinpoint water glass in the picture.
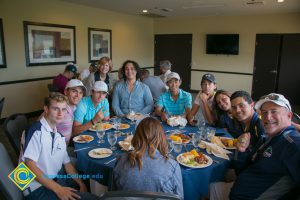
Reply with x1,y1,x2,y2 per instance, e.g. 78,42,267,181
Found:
107,132,118,150
96,129,105,143
167,138,175,158
173,143,182,154
191,133,200,148
128,110,135,124
207,128,216,142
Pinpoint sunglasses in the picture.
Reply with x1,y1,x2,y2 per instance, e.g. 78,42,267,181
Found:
259,94,291,111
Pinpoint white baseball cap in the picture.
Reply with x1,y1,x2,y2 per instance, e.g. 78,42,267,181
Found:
166,72,181,83
255,93,291,111
65,79,86,94
93,81,108,93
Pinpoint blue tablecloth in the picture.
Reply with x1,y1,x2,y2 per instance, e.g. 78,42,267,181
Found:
74,118,233,200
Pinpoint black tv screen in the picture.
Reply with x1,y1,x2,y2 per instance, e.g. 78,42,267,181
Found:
206,34,239,55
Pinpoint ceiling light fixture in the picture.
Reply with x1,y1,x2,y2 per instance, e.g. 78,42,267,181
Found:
277,0,284,2
142,9,148,13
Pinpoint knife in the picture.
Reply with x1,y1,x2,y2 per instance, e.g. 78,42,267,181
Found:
74,145,98,152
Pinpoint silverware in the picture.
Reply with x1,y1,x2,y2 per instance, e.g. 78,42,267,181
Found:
74,145,98,152
105,158,116,165
213,159,220,164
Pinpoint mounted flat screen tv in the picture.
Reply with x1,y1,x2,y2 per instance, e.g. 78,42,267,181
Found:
206,34,239,55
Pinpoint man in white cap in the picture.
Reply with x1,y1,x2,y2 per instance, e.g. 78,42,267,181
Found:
210,93,300,199
155,72,192,122
56,79,86,144
73,81,110,135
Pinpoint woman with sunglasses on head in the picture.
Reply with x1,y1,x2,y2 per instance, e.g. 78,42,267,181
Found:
213,90,241,138
113,117,183,199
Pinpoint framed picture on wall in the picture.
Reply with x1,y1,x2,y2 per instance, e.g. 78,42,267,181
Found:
24,21,76,66
88,27,112,62
0,18,6,68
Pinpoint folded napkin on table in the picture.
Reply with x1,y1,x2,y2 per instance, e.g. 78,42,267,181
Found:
167,116,187,127
211,136,226,149
119,135,134,151
199,141,231,160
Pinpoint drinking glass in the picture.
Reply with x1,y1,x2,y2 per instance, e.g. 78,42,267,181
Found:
167,138,175,159
128,110,135,124
173,143,182,154
191,133,200,149
107,132,118,150
96,129,105,143
207,127,216,142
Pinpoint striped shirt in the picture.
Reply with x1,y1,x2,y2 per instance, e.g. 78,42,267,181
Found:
156,89,192,115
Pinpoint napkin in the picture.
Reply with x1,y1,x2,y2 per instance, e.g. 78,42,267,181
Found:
119,135,134,151
167,116,187,127
211,136,226,149
199,141,231,160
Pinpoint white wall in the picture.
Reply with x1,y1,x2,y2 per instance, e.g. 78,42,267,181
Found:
0,0,154,118
154,13,300,93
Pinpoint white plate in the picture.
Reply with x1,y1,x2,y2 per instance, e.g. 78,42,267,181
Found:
73,135,94,143
88,148,112,159
219,137,236,150
114,123,130,130
89,123,113,131
176,153,213,168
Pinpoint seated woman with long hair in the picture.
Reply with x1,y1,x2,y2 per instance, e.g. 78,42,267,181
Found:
214,90,241,138
113,117,183,199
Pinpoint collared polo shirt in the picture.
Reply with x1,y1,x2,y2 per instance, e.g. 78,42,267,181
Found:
21,117,70,189
156,89,192,115
74,96,110,124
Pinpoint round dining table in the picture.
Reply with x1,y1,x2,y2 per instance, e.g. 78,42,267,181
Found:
74,117,233,200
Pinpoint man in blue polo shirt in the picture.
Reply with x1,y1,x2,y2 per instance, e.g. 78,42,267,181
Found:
21,92,99,200
155,72,192,122
210,93,300,199
73,81,110,135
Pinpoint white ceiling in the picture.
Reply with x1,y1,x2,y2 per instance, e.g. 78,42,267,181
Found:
60,0,300,18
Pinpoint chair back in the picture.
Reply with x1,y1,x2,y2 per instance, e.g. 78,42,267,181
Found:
3,114,29,155
47,84,59,93
99,190,181,200
0,97,5,118
0,143,23,200
292,112,300,124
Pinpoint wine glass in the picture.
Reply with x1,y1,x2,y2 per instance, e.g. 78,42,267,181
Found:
96,129,105,143
107,132,118,150
128,110,135,124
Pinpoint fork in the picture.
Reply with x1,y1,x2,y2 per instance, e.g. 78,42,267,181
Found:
104,158,116,165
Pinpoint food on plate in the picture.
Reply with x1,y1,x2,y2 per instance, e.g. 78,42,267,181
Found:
169,135,182,143
167,116,187,127
178,150,209,166
170,133,190,143
77,135,93,142
95,123,112,130
220,138,238,148
93,149,111,156
119,123,130,129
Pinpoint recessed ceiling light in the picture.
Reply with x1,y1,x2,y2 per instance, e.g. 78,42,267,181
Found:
142,9,148,13
277,0,284,2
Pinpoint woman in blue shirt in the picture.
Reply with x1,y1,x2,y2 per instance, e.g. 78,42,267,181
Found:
113,117,183,199
112,60,154,116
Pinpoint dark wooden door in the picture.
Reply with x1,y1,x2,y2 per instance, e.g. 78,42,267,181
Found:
154,34,192,91
252,34,281,101
277,34,300,105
